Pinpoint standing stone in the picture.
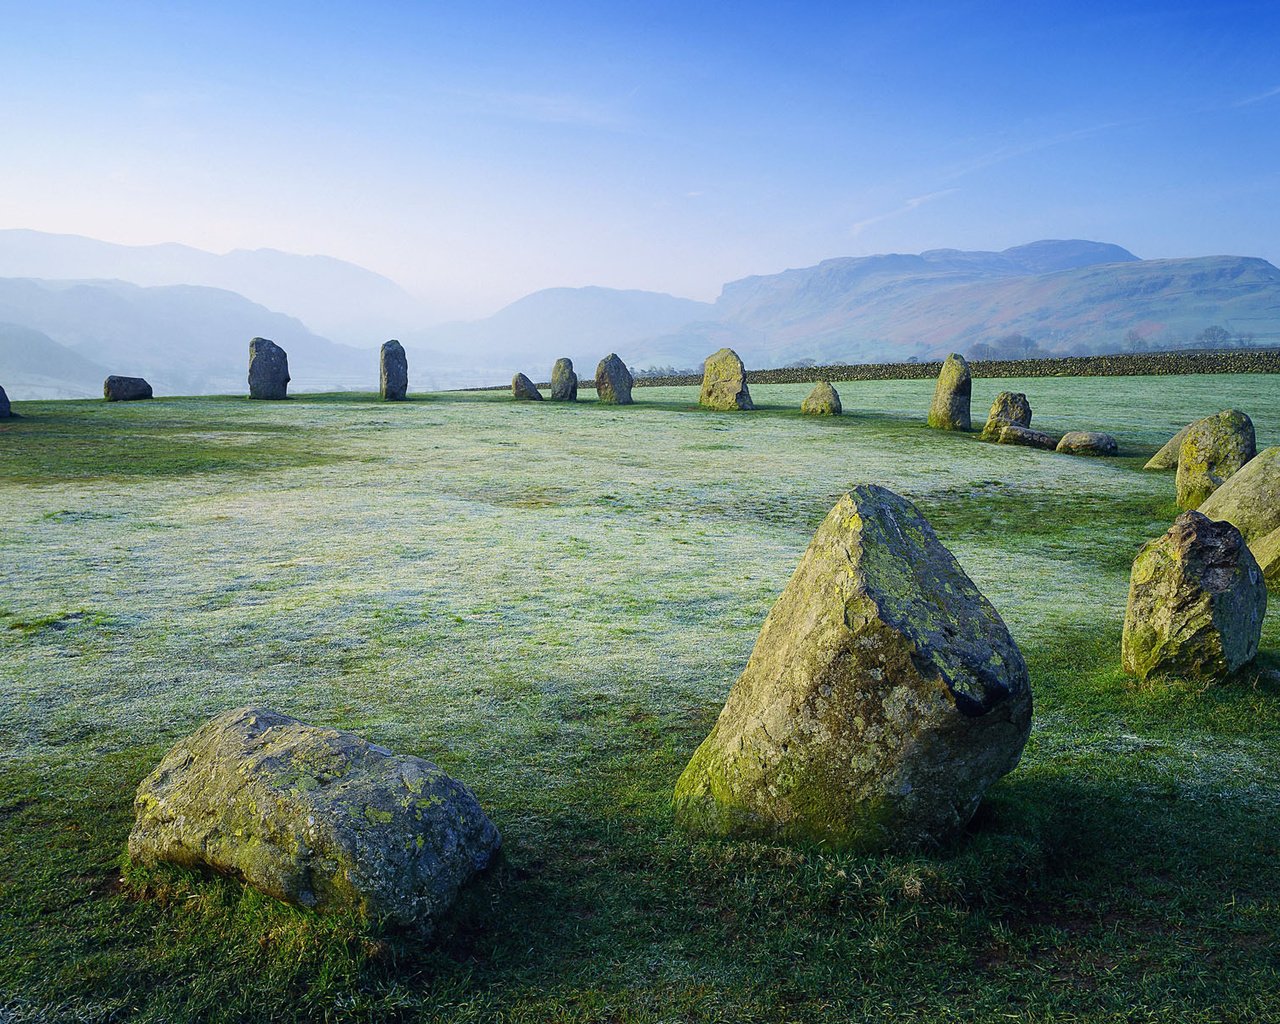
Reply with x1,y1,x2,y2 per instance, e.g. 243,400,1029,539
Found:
1145,421,1196,470
103,375,153,401
1176,409,1256,509
550,358,578,401
672,485,1032,852
512,373,543,401
0,385,10,418
595,354,633,405
248,337,290,400
380,340,408,401
129,706,501,931
1198,446,1280,587
699,348,754,411
1056,431,1118,456
980,392,1032,440
927,353,972,431
801,381,842,416
1121,512,1266,683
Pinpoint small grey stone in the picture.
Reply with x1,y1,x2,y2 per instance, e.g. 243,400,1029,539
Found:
512,373,543,401
1056,431,1118,456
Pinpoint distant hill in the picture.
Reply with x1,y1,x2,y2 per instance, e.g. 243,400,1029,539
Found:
403,286,714,381
0,229,426,345
627,241,1280,368
0,277,377,398
0,323,108,399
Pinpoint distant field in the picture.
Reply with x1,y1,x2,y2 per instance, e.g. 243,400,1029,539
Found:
2,375,1279,1022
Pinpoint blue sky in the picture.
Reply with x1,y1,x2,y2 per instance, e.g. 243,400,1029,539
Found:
1,1,1278,318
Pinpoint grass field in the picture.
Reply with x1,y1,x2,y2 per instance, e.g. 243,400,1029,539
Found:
2,375,1279,1023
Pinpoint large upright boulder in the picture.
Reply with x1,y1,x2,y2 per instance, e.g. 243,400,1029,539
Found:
1121,512,1265,683
595,354,633,405
981,392,1031,440
927,354,972,431
104,375,153,402
248,337,290,400
672,485,1032,852
699,348,754,411
1176,409,1255,509
1145,421,1196,470
801,381,842,416
512,373,543,401
1199,446,1280,586
129,706,501,931
380,340,408,401
0,385,11,418
550,358,578,401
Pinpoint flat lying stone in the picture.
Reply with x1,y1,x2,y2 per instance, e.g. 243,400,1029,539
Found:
1056,431,1118,456
997,424,1058,450
104,375,153,401
129,706,501,931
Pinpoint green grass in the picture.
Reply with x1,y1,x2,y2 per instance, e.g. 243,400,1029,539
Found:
1,376,1278,1022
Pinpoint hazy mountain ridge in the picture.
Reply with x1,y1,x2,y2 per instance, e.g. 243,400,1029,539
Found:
0,229,426,345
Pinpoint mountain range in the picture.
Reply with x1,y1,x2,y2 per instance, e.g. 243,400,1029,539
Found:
1,231,1278,400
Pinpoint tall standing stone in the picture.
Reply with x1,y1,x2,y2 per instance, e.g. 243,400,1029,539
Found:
512,373,543,401
103,375,153,401
1175,409,1255,509
801,381,842,416
927,353,972,431
0,385,10,418
128,706,501,931
248,337,290,400
550,358,578,401
981,392,1031,440
380,340,408,401
672,485,1032,852
595,353,633,405
699,348,754,411
1198,446,1280,587
1121,512,1266,683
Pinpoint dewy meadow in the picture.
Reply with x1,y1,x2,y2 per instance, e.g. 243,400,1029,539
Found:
3,4,1280,1023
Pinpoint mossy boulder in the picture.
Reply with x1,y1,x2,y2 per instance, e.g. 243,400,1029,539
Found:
512,373,543,401
699,348,754,411
1056,431,1118,456
1121,512,1265,684
248,337,290,400
801,381,841,415
104,375,153,401
595,353,633,405
672,485,1032,852
927,353,971,431
996,424,1058,450
550,358,578,401
1176,409,1255,509
1145,421,1195,470
981,392,1031,440
380,340,408,401
1253,527,1280,589
1198,446,1280,587
129,706,501,931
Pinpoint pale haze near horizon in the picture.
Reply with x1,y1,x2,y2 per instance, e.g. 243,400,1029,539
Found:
1,1,1278,323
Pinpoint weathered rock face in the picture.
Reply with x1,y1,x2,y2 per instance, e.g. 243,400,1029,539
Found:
927,353,972,431
1121,512,1266,683
1198,446,1280,588
1176,409,1256,509
672,485,1032,852
1056,431,1118,456
1145,421,1195,470
550,358,578,401
129,706,501,930
0,385,12,418
699,348,754,411
248,337,290,400
512,373,543,401
595,353,633,405
801,381,842,415
996,424,1058,450
380,340,408,401
103,375,153,402
981,392,1032,440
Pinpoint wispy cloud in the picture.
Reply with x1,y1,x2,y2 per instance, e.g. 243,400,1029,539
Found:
1233,84,1280,107
849,189,959,237
936,121,1130,183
